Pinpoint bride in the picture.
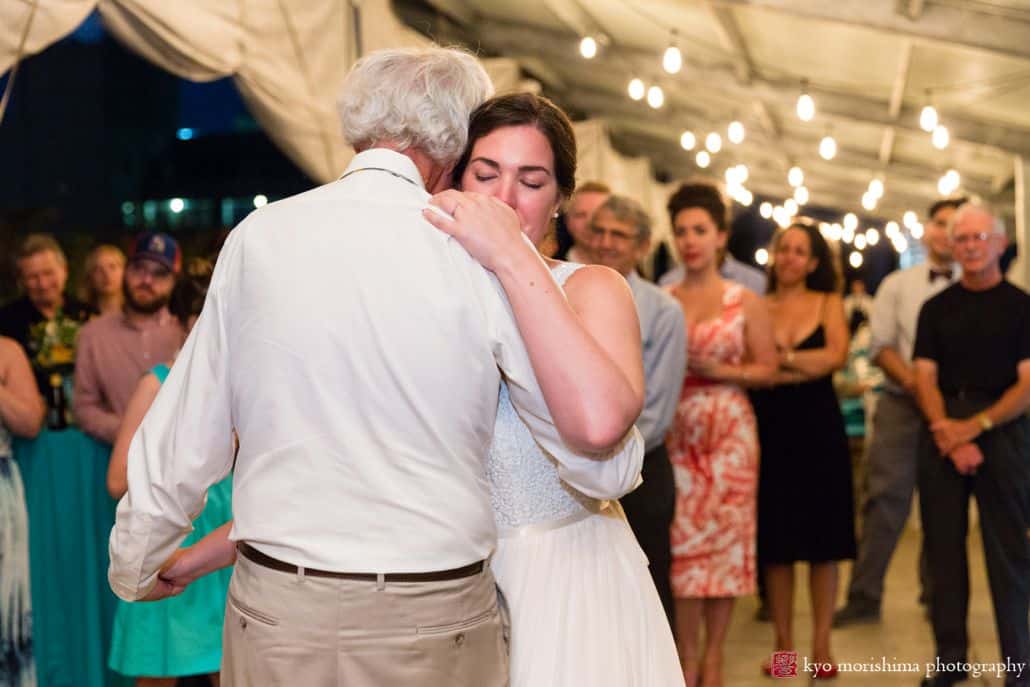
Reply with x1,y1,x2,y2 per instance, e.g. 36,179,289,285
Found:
150,92,682,687
423,92,683,687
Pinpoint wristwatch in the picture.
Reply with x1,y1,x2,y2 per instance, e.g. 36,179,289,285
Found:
976,412,994,432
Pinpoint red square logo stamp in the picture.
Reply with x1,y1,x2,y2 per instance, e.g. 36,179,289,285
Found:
770,651,798,678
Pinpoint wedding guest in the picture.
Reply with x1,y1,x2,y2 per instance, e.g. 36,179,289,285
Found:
74,232,184,445
663,180,777,687
79,244,126,316
834,197,963,627
913,201,1030,687
0,335,45,687
0,234,93,426
556,180,609,262
750,220,854,679
587,194,687,626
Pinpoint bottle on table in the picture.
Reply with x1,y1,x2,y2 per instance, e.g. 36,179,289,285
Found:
47,372,68,431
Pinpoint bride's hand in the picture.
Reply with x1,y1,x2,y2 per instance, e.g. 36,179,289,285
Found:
423,190,534,273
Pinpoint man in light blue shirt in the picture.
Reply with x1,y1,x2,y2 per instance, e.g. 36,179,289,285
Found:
587,194,687,626
659,252,767,294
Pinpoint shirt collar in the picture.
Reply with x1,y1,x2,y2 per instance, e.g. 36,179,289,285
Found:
341,149,426,190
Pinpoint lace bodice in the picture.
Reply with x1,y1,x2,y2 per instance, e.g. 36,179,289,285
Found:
487,261,600,529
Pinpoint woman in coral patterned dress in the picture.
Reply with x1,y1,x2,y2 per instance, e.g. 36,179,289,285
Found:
664,180,777,687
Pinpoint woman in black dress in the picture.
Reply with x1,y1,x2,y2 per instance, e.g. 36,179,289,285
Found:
751,220,855,678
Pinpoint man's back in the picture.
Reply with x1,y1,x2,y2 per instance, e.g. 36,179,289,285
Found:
224,150,513,572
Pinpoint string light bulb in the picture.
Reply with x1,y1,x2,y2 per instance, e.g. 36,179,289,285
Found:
932,125,950,150
797,79,815,122
646,85,665,109
728,120,745,144
696,150,711,168
628,78,645,101
579,36,598,59
788,166,804,188
662,32,683,74
680,131,696,150
868,178,884,199
819,134,837,160
706,132,722,153
920,91,939,132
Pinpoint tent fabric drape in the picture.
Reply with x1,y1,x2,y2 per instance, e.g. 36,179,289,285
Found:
574,119,675,243
0,0,667,204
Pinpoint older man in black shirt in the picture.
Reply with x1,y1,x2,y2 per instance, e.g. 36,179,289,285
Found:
913,201,1030,687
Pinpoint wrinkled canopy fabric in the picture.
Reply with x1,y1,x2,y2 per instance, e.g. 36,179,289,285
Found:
0,0,668,239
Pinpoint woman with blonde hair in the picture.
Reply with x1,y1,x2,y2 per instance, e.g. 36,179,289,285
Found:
79,244,125,315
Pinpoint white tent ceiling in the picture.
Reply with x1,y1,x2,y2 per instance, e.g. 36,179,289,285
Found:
411,0,1030,225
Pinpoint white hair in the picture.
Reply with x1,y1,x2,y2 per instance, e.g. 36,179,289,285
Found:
949,199,1006,237
337,46,494,165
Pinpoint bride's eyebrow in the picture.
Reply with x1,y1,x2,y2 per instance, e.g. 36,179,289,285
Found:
469,157,500,170
469,157,553,176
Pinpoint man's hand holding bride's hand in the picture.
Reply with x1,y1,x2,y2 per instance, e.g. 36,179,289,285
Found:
423,190,533,273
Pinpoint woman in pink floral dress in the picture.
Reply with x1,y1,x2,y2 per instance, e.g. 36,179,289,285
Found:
664,180,777,687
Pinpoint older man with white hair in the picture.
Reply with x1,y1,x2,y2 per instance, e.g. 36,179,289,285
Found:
108,46,640,687
913,201,1030,687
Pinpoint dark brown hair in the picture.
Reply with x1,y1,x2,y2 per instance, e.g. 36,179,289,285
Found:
767,219,841,294
452,93,577,198
928,196,968,220
169,257,213,328
666,179,731,233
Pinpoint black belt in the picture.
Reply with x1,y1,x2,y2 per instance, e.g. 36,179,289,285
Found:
237,542,485,582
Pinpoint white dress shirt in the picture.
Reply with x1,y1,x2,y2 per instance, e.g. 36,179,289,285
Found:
869,261,958,394
109,149,643,601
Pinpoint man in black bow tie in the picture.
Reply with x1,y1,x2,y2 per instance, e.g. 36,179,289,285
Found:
835,197,965,628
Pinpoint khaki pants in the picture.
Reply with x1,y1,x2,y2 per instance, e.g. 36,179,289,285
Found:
222,552,509,687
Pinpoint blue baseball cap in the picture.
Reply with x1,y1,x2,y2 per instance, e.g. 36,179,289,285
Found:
129,232,181,274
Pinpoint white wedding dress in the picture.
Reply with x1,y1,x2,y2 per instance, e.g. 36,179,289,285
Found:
487,262,684,687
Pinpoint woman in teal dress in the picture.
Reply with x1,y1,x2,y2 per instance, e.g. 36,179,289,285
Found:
105,259,232,686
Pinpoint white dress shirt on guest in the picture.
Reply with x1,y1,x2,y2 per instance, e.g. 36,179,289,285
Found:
869,261,958,395
109,149,642,601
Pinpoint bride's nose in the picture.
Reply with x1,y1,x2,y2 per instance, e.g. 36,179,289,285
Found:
496,177,518,210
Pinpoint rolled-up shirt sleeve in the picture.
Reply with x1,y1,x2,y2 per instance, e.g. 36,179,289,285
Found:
868,273,900,363
108,232,239,601
484,265,643,500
